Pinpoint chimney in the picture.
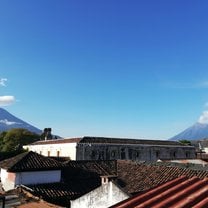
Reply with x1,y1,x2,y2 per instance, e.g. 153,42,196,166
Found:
100,175,117,185
44,128,52,140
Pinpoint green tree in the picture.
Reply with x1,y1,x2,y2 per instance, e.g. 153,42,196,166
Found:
179,139,191,146
0,128,40,152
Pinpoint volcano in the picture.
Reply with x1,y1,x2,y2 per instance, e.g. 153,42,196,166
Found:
0,108,41,134
170,122,208,141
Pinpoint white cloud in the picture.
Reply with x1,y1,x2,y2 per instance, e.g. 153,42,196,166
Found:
198,111,208,124
0,119,21,125
0,78,8,87
0,96,16,106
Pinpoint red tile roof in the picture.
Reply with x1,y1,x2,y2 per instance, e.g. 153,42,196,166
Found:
0,151,63,172
63,160,116,177
116,160,208,194
17,201,60,208
111,176,208,208
79,137,184,146
24,179,101,207
29,136,186,146
31,138,82,145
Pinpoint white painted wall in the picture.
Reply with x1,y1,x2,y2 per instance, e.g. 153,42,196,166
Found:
0,168,16,191
24,142,77,159
15,170,61,185
204,147,208,153
71,182,129,208
1,168,8,184
0,168,61,191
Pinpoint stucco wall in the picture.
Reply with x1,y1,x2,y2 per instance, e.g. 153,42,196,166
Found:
71,182,129,208
24,143,77,159
0,169,61,191
0,168,16,191
76,144,196,161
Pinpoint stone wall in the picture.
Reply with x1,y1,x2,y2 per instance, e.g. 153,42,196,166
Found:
76,143,196,161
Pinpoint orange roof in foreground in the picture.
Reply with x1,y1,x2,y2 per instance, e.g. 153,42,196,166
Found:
17,201,61,208
111,175,208,208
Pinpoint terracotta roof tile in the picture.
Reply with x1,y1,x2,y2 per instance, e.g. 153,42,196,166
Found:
24,179,100,207
116,160,208,194
17,201,60,208
63,160,116,177
80,136,186,146
111,176,208,208
0,151,63,172
31,138,82,145
29,136,186,146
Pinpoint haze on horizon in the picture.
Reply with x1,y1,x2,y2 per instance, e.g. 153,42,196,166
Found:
1,1,208,140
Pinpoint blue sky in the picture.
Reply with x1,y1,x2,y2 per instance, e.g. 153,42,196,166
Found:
1,0,208,139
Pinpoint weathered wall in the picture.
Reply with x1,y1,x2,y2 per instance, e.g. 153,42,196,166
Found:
71,182,129,208
24,141,196,162
76,144,196,161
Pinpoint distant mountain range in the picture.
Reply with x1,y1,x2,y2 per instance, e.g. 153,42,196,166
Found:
0,108,42,134
170,122,208,141
2,107,208,141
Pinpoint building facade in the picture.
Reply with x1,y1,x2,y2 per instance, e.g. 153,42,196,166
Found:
24,136,196,161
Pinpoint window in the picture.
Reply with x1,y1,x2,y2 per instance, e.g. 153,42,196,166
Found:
121,148,126,159
91,150,96,159
111,150,116,157
57,151,60,157
186,152,190,158
156,151,160,158
128,149,133,159
136,151,140,158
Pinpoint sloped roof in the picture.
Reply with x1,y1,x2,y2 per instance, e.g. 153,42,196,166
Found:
0,187,60,208
63,160,116,178
30,137,82,145
160,159,208,165
0,151,63,172
24,179,100,207
79,136,186,146
63,160,208,196
17,201,61,208
28,136,188,146
4,159,207,207
116,160,208,194
20,160,116,207
111,175,208,208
